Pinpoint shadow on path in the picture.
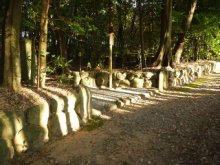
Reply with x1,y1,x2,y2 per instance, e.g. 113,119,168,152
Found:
11,73,220,165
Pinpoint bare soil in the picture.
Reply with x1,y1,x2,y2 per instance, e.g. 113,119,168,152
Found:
12,73,220,165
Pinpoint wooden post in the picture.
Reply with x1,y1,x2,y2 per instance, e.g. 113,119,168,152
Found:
108,0,114,88
159,70,164,92
79,52,82,72
159,70,169,91
109,33,114,88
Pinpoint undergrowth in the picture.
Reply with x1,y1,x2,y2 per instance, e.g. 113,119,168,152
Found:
180,77,208,92
82,116,105,131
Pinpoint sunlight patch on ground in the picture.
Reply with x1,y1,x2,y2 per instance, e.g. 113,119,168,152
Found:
112,108,134,115
100,114,112,120
20,87,47,104
149,97,168,101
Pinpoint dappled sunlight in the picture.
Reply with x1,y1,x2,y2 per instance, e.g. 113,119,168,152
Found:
0,113,14,139
37,101,50,142
53,111,68,136
1,67,219,164
188,87,220,92
39,88,68,136
0,111,28,160
100,114,112,120
112,88,151,99
44,86,81,133
0,112,15,158
150,97,168,101
128,103,144,109
92,95,117,102
68,114,81,132
18,87,45,104
158,92,205,99
112,108,134,115
1,0,220,162
19,88,50,141
12,113,28,153
14,130,28,153
5,140,14,159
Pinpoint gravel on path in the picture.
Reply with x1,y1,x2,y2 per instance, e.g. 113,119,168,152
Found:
12,73,220,165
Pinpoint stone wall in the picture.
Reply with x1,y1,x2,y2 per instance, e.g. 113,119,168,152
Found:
72,70,158,89
1,61,219,164
162,61,219,89
72,61,219,91
0,86,93,164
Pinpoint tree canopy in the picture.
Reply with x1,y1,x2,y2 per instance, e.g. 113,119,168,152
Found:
0,0,219,89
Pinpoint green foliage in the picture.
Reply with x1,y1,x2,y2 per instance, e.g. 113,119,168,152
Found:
51,16,97,36
47,55,74,83
47,55,72,74
57,74,73,84
172,10,185,34
82,116,104,131
2,0,219,74
182,12,220,61
22,1,41,31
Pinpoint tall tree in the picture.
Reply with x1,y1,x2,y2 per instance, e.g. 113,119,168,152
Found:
138,0,146,69
38,0,50,88
53,0,67,59
0,0,7,84
173,0,197,64
3,0,23,91
152,0,172,68
116,0,125,68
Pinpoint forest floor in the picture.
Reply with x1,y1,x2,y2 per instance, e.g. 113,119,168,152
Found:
12,73,220,165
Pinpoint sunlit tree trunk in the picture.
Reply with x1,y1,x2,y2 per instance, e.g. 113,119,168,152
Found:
38,0,50,88
152,0,172,68
21,38,33,83
31,37,37,84
173,0,197,64
3,0,23,91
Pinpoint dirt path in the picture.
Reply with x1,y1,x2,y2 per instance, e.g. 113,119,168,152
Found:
13,73,220,165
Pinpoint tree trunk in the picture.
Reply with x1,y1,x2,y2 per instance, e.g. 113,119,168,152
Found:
193,37,198,61
173,0,197,64
38,0,50,88
20,38,30,82
152,0,172,68
54,0,67,59
116,0,125,68
31,37,37,84
129,9,137,38
138,0,146,69
3,0,23,91
0,0,8,84
56,30,67,59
